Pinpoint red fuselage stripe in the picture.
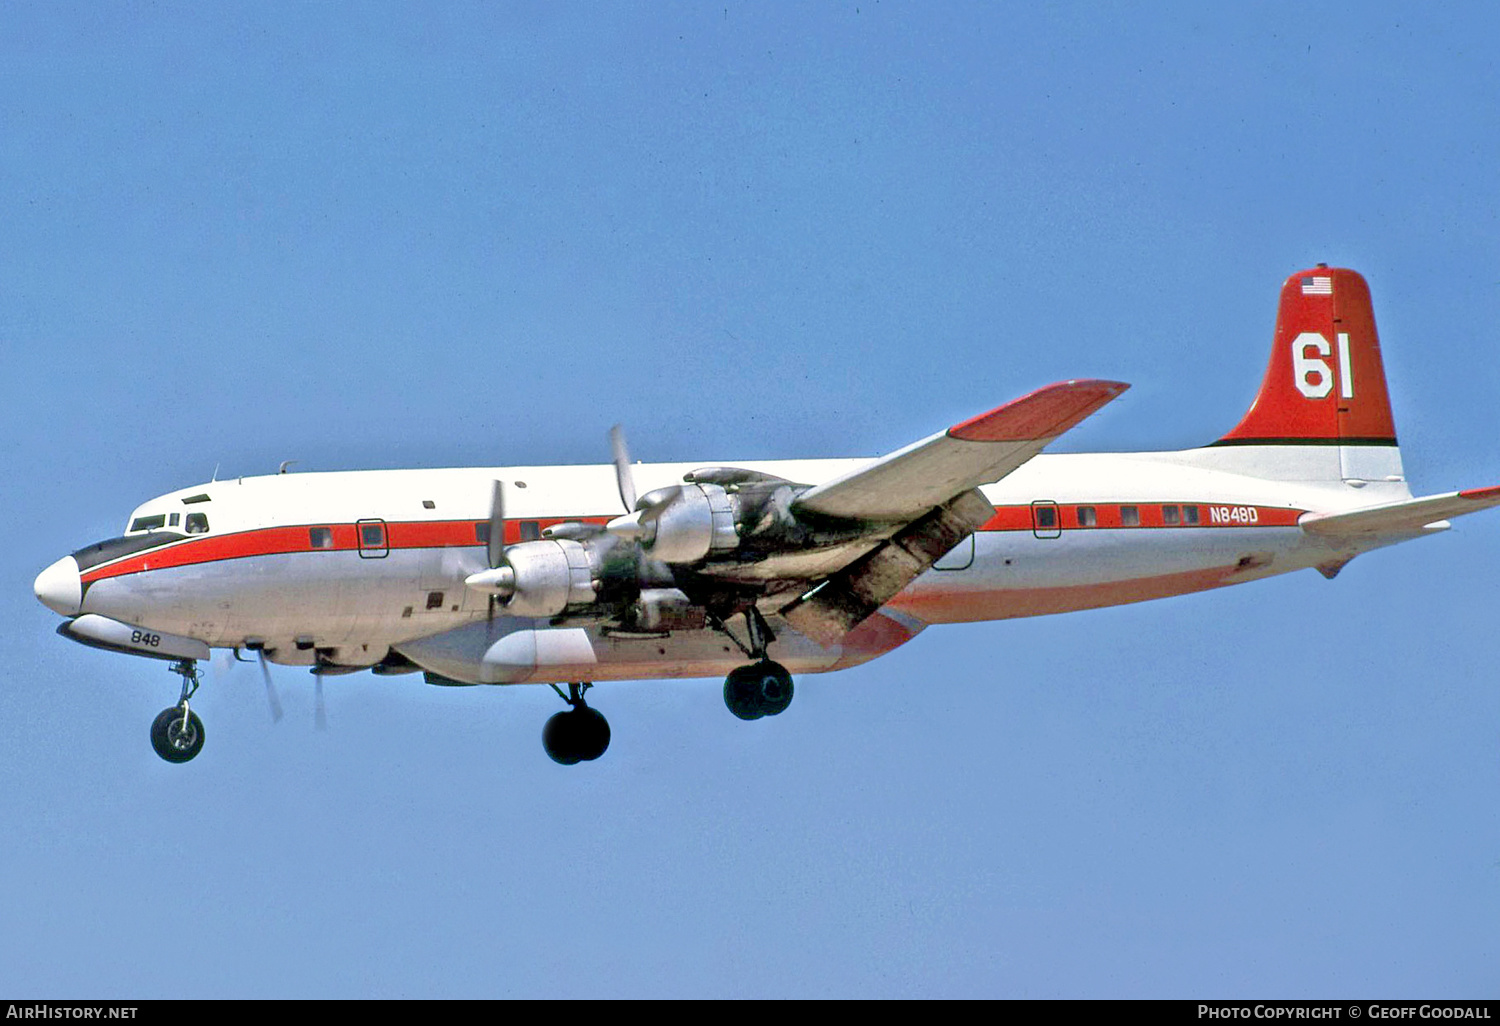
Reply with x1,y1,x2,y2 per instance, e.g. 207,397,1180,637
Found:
79,502,1308,585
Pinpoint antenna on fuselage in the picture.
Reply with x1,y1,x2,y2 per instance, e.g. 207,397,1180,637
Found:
278,460,299,474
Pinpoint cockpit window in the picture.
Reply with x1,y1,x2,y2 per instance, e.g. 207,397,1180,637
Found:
73,532,186,572
184,513,210,535
130,515,167,532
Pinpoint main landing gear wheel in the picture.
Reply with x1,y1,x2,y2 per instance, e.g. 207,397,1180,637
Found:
710,607,795,721
150,705,205,763
151,658,206,763
543,683,610,765
723,660,794,720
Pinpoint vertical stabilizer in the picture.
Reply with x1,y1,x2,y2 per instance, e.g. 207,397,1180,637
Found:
1213,267,1403,483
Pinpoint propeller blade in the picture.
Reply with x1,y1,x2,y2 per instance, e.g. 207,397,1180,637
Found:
314,671,327,732
610,424,638,513
487,479,506,570
257,650,284,724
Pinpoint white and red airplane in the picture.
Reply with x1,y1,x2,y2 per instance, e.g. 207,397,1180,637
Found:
33,266,1500,765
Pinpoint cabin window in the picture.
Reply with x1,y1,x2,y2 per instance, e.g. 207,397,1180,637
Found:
1183,505,1200,525
309,527,333,549
520,521,542,542
168,513,180,526
184,513,210,534
1077,506,1097,527
1120,506,1140,527
130,514,166,532
1031,500,1062,539
357,519,389,558
475,522,490,545
426,591,445,610
1162,505,1180,525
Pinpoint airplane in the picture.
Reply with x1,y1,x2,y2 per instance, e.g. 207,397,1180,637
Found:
32,266,1500,766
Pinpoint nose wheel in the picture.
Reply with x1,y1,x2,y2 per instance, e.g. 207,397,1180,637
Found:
543,683,610,765
150,660,206,763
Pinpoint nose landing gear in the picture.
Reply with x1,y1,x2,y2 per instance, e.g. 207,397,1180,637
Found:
542,682,610,765
150,660,206,763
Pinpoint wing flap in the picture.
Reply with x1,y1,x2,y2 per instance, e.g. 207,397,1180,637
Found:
780,489,996,646
792,379,1129,522
1300,485,1500,536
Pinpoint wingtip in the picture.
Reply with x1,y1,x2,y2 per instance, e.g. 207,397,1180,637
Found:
947,379,1130,443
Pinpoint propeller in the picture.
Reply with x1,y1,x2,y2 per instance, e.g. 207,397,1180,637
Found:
466,479,517,615
487,478,506,571
257,649,285,724
605,424,679,541
610,424,637,513
312,668,327,732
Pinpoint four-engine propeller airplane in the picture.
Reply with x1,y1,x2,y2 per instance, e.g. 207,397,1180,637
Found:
34,267,1500,765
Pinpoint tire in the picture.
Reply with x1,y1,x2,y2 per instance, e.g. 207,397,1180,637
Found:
723,665,766,721
753,661,795,717
543,706,611,765
543,709,582,765
150,706,205,763
572,706,611,762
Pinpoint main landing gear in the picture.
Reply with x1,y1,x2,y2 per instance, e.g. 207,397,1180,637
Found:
713,606,795,721
543,682,610,765
723,661,794,721
150,659,206,764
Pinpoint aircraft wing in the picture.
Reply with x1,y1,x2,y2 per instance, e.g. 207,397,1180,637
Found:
778,379,1128,645
1300,485,1500,536
791,379,1130,522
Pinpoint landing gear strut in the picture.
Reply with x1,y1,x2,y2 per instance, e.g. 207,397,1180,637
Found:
542,682,610,765
713,607,796,721
150,659,206,763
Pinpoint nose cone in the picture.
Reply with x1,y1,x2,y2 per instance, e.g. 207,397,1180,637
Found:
34,556,82,616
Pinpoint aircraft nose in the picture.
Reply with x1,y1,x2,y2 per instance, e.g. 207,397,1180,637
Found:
34,556,82,616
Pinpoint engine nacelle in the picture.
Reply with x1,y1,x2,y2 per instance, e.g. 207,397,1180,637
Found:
635,483,738,563
500,539,597,618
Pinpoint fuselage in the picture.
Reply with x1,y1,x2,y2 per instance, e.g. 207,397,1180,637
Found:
36,442,1419,685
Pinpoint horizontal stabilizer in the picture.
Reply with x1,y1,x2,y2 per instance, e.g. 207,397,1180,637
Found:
1300,485,1500,536
793,379,1129,522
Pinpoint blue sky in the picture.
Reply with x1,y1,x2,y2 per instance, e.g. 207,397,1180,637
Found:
3,1,1498,997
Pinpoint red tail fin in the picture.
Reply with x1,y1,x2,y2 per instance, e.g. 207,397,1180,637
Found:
1216,267,1397,446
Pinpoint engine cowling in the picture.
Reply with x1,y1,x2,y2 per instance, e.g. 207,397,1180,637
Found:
613,483,739,564
494,539,597,618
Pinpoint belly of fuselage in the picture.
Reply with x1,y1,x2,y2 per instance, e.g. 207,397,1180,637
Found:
891,525,1325,623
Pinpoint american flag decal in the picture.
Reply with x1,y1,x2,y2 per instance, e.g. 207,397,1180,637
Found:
1301,276,1333,295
